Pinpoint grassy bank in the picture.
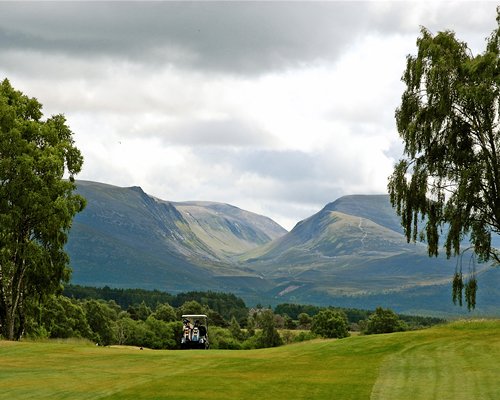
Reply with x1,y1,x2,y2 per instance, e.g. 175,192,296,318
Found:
1,320,499,399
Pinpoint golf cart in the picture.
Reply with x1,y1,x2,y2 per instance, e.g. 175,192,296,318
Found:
180,314,209,349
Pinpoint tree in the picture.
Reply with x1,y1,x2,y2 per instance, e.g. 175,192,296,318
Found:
82,299,117,345
127,301,152,321
388,10,500,309
297,312,312,329
177,300,207,317
363,307,407,335
36,295,91,339
245,314,256,337
311,309,349,339
256,309,282,348
0,79,85,340
229,315,244,340
152,303,177,322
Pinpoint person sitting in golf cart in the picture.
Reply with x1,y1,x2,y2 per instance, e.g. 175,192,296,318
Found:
182,318,193,341
180,314,209,349
192,319,201,341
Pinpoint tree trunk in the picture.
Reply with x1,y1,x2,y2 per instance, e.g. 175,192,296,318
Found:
3,308,16,340
16,292,25,340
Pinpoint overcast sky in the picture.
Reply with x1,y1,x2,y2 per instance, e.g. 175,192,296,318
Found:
1,1,497,230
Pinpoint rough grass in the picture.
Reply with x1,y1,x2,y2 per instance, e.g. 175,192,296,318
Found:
1,320,499,399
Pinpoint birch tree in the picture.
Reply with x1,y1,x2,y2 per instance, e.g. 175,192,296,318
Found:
0,79,85,339
388,11,500,309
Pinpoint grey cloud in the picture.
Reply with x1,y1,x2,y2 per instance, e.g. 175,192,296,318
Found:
194,148,320,182
0,1,495,74
0,2,390,75
162,118,273,147
1,2,495,77
193,146,370,193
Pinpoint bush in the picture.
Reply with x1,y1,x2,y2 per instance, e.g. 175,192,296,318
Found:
311,309,350,339
363,307,407,335
280,329,318,344
292,331,319,343
144,317,180,349
209,326,242,349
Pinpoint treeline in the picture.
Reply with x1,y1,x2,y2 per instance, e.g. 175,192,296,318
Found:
63,285,174,309
63,285,247,321
20,285,445,350
274,303,445,329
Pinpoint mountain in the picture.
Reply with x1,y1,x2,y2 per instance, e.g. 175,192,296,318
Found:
66,183,500,316
175,201,286,258
66,181,286,293
240,195,499,316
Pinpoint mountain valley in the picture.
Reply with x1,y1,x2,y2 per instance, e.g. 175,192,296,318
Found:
66,181,500,316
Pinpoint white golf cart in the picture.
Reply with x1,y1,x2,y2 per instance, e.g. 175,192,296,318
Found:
180,314,209,349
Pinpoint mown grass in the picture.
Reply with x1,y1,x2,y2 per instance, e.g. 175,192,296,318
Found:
1,320,499,399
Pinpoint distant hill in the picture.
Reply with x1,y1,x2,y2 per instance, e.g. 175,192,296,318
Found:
175,200,286,258
66,182,500,316
240,195,499,316
66,181,286,293
324,194,405,233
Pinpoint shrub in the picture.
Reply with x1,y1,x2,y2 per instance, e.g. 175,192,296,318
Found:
311,309,350,339
363,307,407,335
209,326,242,349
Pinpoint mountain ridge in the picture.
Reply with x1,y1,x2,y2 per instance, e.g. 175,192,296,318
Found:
65,180,500,316
66,180,286,293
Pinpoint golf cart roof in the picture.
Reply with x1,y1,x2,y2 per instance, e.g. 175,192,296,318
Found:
182,314,208,319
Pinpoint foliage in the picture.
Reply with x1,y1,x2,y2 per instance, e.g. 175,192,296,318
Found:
311,309,350,339
229,315,244,341
176,300,208,317
170,291,248,321
398,313,445,329
32,295,91,340
246,314,256,336
280,329,318,345
23,287,445,349
255,309,283,348
274,303,322,319
63,285,174,310
209,326,242,350
127,301,152,321
283,315,297,329
151,303,176,322
388,10,500,309
363,307,407,335
82,299,117,345
275,303,372,324
64,285,248,321
143,318,180,349
0,79,85,340
297,312,312,328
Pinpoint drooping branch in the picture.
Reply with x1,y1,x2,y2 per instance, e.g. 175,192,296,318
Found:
389,12,500,309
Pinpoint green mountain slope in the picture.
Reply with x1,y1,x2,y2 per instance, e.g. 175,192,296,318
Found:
324,194,404,233
66,184,500,315
66,181,285,293
241,196,498,315
242,209,418,265
175,201,286,258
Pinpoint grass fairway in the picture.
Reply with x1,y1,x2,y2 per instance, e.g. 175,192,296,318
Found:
1,320,499,399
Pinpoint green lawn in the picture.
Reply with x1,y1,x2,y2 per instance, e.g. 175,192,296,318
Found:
1,320,499,399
